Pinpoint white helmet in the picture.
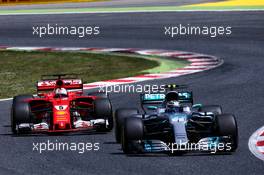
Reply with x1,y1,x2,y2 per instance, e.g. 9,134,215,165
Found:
166,100,180,109
55,88,68,96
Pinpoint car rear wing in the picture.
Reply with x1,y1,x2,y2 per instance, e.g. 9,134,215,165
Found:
41,74,80,80
37,79,83,92
141,91,193,105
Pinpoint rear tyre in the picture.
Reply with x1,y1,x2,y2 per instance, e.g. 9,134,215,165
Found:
199,105,222,115
11,95,33,134
121,117,144,154
115,108,139,143
94,98,113,132
215,114,238,152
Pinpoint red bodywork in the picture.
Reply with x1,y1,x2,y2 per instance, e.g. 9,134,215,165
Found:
25,77,99,133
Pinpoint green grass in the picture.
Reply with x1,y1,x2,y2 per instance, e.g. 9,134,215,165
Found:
0,50,160,98
144,56,189,73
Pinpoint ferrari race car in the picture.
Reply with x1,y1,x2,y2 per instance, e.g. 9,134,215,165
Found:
115,84,238,155
11,74,113,134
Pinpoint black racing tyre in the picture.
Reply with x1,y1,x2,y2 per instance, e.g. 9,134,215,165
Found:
94,98,113,131
121,117,144,154
199,105,222,115
88,92,108,99
115,108,139,143
11,95,33,134
215,114,238,152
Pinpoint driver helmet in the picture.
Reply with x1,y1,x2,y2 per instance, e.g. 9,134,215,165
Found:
55,88,68,96
166,100,180,108
166,100,181,112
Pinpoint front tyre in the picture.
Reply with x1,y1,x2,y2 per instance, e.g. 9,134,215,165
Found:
94,98,113,132
121,117,144,154
215,114,238,152
11,95,33,134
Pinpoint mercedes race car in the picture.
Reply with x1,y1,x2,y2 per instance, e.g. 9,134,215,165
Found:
115,84,238,155
11,74,113,134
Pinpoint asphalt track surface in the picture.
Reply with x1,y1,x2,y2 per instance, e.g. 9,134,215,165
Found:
0,0,221,10
0,11,263,175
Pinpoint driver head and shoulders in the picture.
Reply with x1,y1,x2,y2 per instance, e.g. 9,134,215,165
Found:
162,91,191,113
54,87,68,98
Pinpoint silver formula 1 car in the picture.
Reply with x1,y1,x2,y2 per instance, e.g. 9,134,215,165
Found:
115,84,238,155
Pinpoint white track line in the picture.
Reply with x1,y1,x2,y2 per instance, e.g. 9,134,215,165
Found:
0,98,13,102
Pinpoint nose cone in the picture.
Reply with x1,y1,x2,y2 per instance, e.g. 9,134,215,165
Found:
58,122,66,129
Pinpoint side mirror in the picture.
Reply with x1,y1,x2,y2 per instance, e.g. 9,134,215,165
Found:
192,104,202,109
38,93,44,97
147,106,158,110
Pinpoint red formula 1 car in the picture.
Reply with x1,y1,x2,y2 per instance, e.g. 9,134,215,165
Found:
11,74,113,134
